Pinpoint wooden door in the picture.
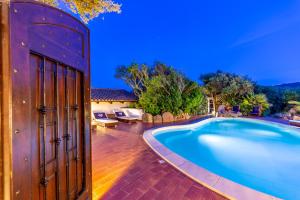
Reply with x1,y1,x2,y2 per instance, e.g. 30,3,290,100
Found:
30,54,85,200
2,1,92,199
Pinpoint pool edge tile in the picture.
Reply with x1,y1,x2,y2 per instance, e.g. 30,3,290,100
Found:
214,177,277,200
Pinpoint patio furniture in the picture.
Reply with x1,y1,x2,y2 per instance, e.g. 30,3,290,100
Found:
93,111,118,127
230,105,242,117
232,106,240,113
217,105,226,117
114,110,138,123
289,120,300,127
250,106,260,116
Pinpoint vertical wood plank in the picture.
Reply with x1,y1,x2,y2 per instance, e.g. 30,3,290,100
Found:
54,62,60,200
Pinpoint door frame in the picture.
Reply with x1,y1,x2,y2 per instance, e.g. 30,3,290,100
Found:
0,2,13,200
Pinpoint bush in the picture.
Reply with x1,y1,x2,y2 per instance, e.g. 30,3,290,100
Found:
139,77,163,115
182,82,206,114
240,98,252,115
255,85,300,114
138,73,184,116
138,65,206,116
240,94,270,116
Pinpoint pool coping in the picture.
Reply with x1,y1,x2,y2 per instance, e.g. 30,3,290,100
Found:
143,117,286,200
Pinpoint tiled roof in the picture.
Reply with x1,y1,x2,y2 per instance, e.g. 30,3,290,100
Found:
91,88,137,102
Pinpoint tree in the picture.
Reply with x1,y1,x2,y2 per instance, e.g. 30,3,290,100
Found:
117,62,207,116
39,0,121,23
138,77,163,115
283,91,300,102
115,63,150,98
138,70,183,115
115,62,184,98
200,71,254,111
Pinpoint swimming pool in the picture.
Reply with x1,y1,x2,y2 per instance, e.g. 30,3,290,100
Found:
143,118,300,200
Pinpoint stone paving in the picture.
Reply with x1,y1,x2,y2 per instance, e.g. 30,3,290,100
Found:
92,117,227,200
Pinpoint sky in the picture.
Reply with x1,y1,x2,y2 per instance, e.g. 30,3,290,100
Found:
80,0,300,89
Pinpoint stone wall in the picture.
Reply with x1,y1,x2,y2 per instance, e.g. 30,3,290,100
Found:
143,112,192,124
153,115,163,124
142,113,153,123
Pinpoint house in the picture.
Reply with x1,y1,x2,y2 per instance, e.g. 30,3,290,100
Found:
91,88,143,119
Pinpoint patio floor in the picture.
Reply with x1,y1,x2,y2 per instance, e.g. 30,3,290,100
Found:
92,117,227,200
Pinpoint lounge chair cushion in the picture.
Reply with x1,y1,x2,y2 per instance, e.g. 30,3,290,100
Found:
94,112,108,119
115,111,126,117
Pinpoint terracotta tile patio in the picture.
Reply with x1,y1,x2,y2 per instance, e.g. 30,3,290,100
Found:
92,117,227,200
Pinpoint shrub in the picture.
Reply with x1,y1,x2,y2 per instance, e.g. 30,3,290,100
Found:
240,94,270,116
118,63,207,116
255,85,300,114
138,73,184,116
240,98,252,115
181,82,206,115
139,77,163,115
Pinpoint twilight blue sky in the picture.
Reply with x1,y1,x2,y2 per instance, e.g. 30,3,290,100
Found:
69,0,300,89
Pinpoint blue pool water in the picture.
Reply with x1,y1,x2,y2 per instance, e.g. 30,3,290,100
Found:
155,118,300,199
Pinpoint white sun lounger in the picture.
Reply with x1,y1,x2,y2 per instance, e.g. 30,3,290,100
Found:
93,111,118,127
114,110,138,123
